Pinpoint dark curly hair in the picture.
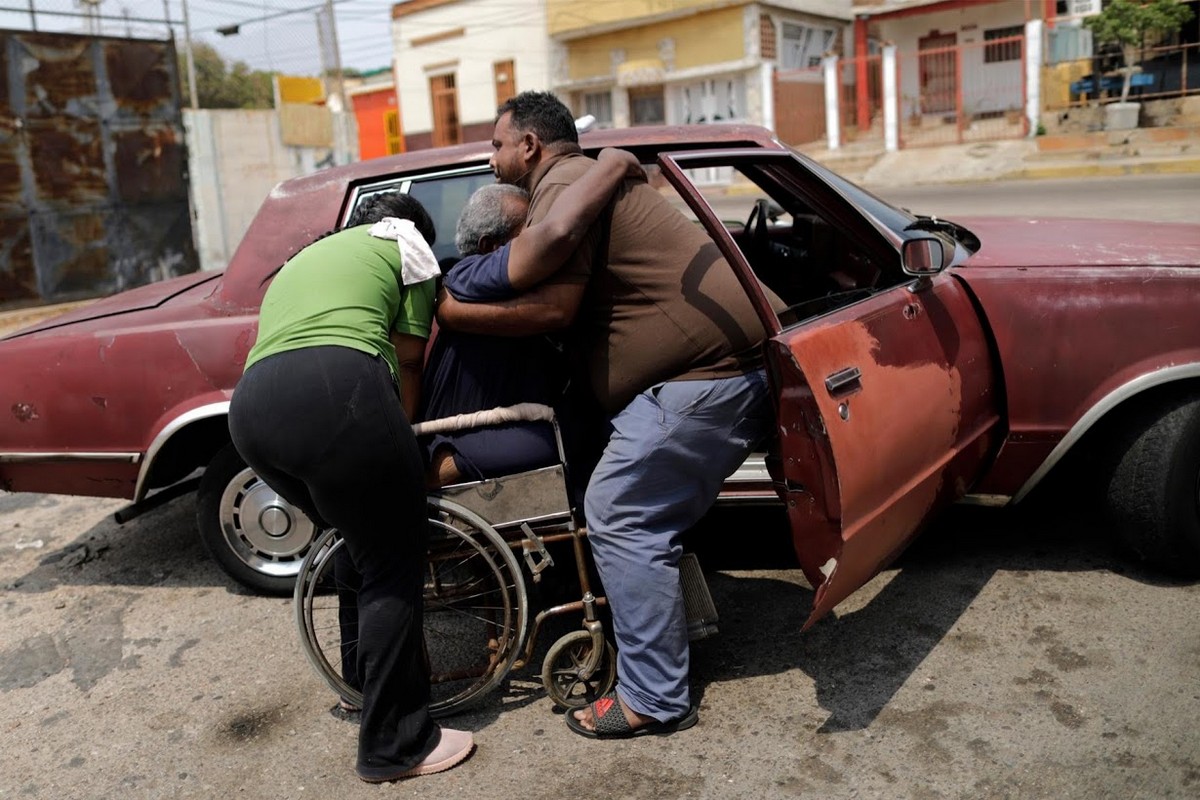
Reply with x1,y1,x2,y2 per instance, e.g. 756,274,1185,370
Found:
346,191,436,245
260,192,436,286
496,91,578,147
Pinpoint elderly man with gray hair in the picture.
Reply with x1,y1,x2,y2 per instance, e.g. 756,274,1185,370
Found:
417,149,643,486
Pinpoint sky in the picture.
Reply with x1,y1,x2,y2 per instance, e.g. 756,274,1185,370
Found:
0,1,401,76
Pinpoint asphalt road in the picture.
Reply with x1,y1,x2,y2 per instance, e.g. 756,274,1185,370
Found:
872,173,1200,225
2,173,1198,799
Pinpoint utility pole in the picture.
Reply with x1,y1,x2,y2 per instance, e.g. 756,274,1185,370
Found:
181,0,199,109
27,0,36,31
322,0,347,113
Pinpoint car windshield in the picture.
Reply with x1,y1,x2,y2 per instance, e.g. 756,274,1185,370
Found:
788,146,918,237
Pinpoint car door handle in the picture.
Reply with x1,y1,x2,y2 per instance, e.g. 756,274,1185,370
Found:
825,366,862,398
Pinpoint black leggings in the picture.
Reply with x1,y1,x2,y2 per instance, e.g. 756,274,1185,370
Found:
228,346,437,774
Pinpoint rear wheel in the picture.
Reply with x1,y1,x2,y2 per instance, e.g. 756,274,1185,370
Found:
1103,394,1200,577
196,444,317,595
295,498,529,717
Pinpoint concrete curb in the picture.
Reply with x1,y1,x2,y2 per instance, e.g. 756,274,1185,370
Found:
1005,157,1200,181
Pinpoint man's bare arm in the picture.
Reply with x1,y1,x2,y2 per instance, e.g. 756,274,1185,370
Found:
506,148,643,291
437,281,585,337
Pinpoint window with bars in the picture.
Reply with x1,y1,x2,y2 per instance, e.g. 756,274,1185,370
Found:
984,26,1023,63
581,91,613,127
629,87,665,126
384,109,402,155
780,20,836,69
493,60,515,109
429,73,460,147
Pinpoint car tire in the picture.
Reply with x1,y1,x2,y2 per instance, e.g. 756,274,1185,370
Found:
196,443,319,595
1103,394,1200,577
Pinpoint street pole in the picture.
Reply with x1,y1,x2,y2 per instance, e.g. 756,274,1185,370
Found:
324,0,347,113
181,0,199,109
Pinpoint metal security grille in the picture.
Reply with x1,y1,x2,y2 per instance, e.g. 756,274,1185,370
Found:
0,29,197,308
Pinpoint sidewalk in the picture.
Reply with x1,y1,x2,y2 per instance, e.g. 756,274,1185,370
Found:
799,123,1200,188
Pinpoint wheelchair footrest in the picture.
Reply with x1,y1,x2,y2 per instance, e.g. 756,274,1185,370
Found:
680,553,718,641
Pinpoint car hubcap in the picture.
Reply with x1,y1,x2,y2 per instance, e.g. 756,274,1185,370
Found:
218,467,316,577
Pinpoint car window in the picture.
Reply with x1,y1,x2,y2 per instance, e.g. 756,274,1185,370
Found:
658,153,905,330
406,172,495,263
349,169,494,264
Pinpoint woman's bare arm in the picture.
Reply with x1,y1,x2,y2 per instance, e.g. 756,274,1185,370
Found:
390,331,427,421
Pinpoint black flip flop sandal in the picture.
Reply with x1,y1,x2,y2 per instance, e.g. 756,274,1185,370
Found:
564,690,698,739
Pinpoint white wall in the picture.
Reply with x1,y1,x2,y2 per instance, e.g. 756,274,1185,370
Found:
880,2,1027,117
392,0,557,137
184,109,350,271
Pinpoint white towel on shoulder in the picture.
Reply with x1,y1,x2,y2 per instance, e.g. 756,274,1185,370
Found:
367,217,441,286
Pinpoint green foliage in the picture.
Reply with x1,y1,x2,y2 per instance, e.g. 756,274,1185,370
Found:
1084,0,1193,53
180,42,276,109
1084,0,1193,102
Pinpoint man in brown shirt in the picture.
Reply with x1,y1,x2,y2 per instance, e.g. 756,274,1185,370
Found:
438,91,773,739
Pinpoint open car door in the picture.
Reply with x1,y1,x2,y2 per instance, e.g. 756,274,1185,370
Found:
659,149,1002,628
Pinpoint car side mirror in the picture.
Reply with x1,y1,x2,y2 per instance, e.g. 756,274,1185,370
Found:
901,237,949,276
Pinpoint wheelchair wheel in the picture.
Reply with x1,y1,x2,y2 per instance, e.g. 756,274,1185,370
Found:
294,497,529,717
541,629,616,710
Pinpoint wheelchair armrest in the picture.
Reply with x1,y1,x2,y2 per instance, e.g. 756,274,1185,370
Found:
412,403,557,437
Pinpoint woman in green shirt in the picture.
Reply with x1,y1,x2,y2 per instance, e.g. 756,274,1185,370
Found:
229,193,472,782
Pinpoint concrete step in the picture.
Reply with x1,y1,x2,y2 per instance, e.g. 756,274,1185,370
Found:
1032,125,1200,161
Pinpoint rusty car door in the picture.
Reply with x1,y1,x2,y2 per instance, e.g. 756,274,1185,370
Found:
658,150,1002,628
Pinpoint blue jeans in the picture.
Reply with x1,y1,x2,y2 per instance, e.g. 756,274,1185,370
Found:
583,369,772,721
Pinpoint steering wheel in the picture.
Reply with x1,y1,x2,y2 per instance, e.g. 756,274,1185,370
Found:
744,199,772,264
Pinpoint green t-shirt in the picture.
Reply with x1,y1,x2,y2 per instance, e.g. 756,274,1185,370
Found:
245,225,436,383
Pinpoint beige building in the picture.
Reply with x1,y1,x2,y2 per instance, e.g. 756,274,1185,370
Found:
390,0,560,150
548,0,851,137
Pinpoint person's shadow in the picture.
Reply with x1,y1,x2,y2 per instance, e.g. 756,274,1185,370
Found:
683,498,1190,733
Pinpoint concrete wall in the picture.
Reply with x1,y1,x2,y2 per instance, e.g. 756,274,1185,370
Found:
392,0,558,144
184,110,352,272
565,6,746,80
877,3,1026,117
547,0,849,37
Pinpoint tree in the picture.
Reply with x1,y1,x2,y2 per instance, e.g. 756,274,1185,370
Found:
180,42,275,109
1084,0,1194,102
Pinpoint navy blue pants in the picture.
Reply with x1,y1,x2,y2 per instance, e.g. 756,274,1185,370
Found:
229,345,438,775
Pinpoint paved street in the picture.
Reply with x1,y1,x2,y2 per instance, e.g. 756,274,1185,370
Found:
2,172,1198,799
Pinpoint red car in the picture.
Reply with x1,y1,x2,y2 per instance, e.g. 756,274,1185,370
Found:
2,125,1198,627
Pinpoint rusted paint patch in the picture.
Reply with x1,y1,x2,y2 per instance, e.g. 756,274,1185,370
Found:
0,217,36,301
114,126,185,203
0,31,196,307
11,402,39,422
0,128,23,211
27,117,108,204
104,41,175,113
18,35,96,116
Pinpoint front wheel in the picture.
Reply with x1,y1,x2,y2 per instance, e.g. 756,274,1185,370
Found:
541,629,616,710
196,443,318,595
1102,394,1200,577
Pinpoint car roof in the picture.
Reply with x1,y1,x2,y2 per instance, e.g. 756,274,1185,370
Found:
213,124,784,311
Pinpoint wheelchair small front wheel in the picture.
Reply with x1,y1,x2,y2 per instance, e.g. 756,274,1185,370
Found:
541,629,616,709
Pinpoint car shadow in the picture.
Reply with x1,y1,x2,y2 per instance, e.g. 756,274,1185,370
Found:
5,492,237,595
6,489,1193,733
686,500,1192,733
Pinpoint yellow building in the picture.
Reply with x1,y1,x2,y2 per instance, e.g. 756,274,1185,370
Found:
548,0,850,134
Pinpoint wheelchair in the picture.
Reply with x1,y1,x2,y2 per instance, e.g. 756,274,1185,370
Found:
294,403,699,717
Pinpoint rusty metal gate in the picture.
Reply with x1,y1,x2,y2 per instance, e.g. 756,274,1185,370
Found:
0,30,197,310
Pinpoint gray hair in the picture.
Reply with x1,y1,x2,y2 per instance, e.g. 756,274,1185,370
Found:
455,183,530,255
